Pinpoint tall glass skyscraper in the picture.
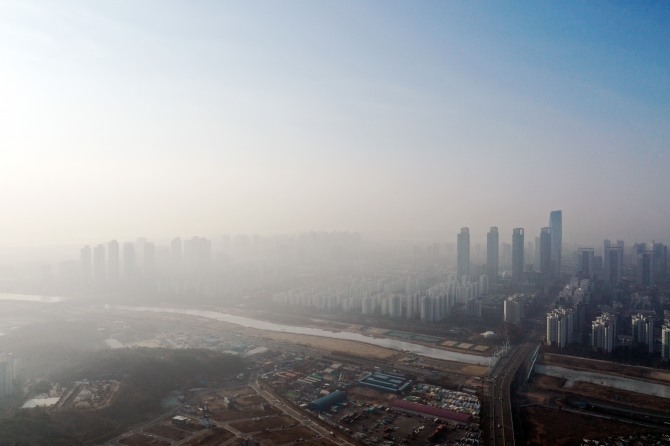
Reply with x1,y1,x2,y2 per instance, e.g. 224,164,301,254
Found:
512,228,524,284
550,210,562,277
486,226,499,281
457,227,470,280
539,227,552,275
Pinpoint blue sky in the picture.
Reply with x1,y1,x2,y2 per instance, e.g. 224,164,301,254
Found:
0,1,668,246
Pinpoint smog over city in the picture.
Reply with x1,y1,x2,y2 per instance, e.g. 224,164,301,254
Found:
0,2,669,446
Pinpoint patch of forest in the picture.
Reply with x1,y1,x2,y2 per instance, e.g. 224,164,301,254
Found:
0,348,246,445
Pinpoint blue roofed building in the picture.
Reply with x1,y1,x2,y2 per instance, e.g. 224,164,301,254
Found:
307,390,347,411
358,371,412,394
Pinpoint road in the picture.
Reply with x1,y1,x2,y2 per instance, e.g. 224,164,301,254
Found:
487,341,539,446
249,373,355,446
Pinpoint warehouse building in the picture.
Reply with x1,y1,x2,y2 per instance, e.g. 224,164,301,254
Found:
307,390,347,411
391,399,473,425
358,371,412,394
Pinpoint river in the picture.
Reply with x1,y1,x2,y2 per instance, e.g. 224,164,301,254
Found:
0,293,65,303
104,304,493,366
535,364,670,398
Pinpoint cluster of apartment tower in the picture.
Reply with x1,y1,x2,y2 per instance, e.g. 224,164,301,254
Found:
79,236,213,287
547,237,670,359
273,272,488,323
548,306,670,359
74,212,670,360
76,232,363,291
458,210,563,287
274,211,564,323
576,240,668,287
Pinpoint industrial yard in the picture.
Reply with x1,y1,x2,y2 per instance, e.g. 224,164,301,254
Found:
105,343,484,446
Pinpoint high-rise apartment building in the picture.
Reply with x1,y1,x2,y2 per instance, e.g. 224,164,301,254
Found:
604,239,624,285
501,243,512,272
171,237,183,268
457,227,470,280
546,308,574,348
512,228,524,284
533,237,541,272
653,242,668,283
80,245,92,283
420,296,433,322
144,242,156,279
486,227,499,281
93,244,106,283
504,295,524,324
662,322,670,361
592,312,617,353
108,240,120,283
184,236,212,270
388,295,403,319
577,248,595,279
549,210,562,277
123,242,136,281
539,227,552,279
636,250,655,287
466,297,482,318
632,312,655,353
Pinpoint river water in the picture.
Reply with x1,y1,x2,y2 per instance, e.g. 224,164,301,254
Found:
0,293,64,303
105,304,492,366
535,364,670,398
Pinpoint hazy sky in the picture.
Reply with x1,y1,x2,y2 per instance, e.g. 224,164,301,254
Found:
1,1,669,246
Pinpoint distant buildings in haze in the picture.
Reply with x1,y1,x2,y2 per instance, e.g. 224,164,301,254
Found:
512,228,524,284
457,228,470,280
549,210,562,277
486,227,499,282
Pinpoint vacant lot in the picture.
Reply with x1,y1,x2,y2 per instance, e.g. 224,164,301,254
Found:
179,427,235,446
255,425,320,445
119,433,170,446
144,423,192,441
246,329,398,361
569,381,670,412
529,372,670,413
230,415,298,433
521,406,660,445
531,374,567,389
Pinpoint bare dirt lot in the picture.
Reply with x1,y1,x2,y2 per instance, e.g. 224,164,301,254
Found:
211,401,279,422
119,433,170,446
521,406,661,445
416,357,489,377
528,372,670,413
255,425,322,445
531,374,567,389
300,439,340,446
230,415,298,433
246,329,399,361
179,427,235,446
568,381,670,412
143,424,192,441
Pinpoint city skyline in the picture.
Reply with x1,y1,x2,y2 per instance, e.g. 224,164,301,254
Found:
1,2,669,247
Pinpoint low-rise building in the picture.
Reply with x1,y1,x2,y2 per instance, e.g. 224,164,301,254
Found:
390,399,472,425
357,371,412,394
